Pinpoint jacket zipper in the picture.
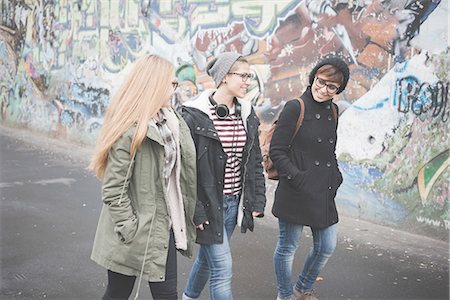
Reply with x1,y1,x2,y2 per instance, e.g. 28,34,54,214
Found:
240,121,256,209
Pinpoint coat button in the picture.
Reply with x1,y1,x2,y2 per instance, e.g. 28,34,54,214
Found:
287,175,292,179
196,126,201,130
164,245,168,249
317,137,322,143
160,275,164,279
219,155,223,159
218,181,222,185
201,128,205,131
213,133,217,136
204,146,208,150
328,186,332,190
328,115,333,121
326,161,331,167
326,104,331,109
218,232,222,236
315,160,320,166
315,113,321,120
329,138,334,144
218,207,221,210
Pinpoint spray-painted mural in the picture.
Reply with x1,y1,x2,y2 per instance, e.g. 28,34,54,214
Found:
1,0,448,239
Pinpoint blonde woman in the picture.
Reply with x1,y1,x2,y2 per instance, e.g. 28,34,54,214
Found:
89,54,197,300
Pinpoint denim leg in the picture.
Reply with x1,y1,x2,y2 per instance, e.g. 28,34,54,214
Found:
183,194,238,300
223,194,238,240
183,246,210,300
295,224,337,293
273,220,303,300
203,228,233,300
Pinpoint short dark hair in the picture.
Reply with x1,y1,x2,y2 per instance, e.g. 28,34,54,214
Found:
316,65,344,85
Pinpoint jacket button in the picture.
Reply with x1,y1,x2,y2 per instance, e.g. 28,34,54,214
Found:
328,186,332,190
218,232,221,236
219,155,223,159
326,161,331,167
164,245,168,249
213,133,217,136
328,115,333,121
315,161,320,166
315,113,321,120
218,207,221,210
204,146,208,150
160,275,164,280
329,138,334,144
196,126,201,130
287,175,292,179
317,137,322,143
201,128,205,131
218,181,222,185
326,104,331,109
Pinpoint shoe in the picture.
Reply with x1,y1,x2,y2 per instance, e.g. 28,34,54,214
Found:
292,288,318,300
276,296,293,300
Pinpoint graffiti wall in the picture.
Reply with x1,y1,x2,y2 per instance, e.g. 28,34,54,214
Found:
1,0,448,239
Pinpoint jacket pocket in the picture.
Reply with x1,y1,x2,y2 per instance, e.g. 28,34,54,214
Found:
114,214,139,244
290,169,310,192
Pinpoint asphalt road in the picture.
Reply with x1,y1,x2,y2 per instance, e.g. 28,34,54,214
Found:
1,126,448,300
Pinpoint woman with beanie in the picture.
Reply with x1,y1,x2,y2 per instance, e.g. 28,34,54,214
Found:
181,52,266,300
270,56,350,300
89,54,197,300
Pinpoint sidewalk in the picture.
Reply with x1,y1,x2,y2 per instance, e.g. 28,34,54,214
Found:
2,124,448,261
1,124,448,299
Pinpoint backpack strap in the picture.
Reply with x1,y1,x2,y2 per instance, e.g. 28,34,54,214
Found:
289,97,305,145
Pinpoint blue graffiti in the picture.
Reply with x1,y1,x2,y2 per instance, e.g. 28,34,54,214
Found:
353,98,389,111
336,162,407,225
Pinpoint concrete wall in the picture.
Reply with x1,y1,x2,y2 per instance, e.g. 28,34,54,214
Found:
1,0,448,240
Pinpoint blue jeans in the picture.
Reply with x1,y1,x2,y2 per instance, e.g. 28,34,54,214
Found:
183,194,239,300
273,220,337,300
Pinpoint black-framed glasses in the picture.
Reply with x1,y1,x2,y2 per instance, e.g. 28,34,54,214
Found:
228,72,254,82
172,81,179,90
315,77,340,94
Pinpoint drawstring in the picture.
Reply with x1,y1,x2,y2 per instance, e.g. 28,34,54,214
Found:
133,211,155,300
118,150,155,299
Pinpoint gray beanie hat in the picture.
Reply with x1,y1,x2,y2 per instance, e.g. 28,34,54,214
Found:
206,52,242,87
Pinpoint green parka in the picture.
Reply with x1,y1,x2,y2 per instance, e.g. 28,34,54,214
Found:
91,113,197,282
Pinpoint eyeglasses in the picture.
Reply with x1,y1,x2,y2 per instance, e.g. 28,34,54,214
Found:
315,77,340,94
172,81,179,90
228,72,254,82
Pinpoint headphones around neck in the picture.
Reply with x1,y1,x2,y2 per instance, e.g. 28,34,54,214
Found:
209,94,241,120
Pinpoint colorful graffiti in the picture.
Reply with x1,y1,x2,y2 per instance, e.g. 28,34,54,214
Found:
1,0,449,239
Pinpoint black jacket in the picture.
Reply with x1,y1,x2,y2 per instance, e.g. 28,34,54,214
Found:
182,91,266,244
269,87,343,228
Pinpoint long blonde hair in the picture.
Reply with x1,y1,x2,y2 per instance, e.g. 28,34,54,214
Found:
89,54,174,178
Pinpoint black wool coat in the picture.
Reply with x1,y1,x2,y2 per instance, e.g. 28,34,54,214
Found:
269,87,343,228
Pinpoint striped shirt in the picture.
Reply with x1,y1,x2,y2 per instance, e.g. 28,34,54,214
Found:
210,104,247,195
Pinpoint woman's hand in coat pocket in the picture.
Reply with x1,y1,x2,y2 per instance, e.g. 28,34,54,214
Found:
114,214,139,244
